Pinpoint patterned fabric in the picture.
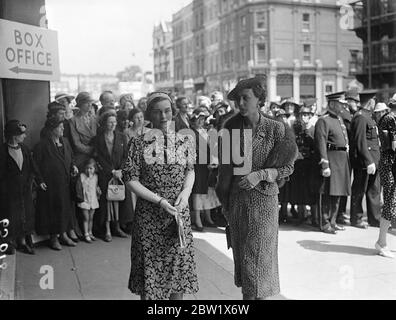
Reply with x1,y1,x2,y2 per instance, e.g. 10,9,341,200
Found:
378,113,396,222
122,133,199,300
192,187,221,210
226,116,294,298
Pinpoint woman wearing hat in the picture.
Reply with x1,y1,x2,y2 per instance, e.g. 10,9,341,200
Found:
69,92,98,170
93,111,130,242
375,96,396,258
216,77,298,300
122,92,198,300
34,118,79,250
189,109,220,231
0,121,46,255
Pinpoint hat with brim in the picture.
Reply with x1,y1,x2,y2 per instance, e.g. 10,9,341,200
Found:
5,120,27,137
389,93,396,106
373,102,390,113
299,106,314,115
326,91,348,104
359,89,378,106
75,92,95,106
190,111,206,120
227,77,266,101
55,92,75,103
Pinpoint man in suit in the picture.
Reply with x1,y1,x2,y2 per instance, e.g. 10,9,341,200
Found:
314,92,351,234
350,90,381,228
174,96,191,132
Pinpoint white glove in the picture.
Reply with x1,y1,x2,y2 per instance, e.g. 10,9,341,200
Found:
392,141,396,152
322,168,331,178
367,163,376,175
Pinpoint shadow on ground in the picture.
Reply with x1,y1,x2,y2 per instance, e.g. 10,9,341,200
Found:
297,240,377,256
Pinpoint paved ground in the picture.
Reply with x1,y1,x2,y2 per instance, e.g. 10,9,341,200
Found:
11,221,396,300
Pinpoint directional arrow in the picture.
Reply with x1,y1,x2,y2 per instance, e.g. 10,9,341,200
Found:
9,66,53,75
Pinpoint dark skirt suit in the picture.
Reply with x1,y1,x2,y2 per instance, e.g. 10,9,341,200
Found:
217,113,297,298
93,131,132,227
34,137,75,235
0,144,43,240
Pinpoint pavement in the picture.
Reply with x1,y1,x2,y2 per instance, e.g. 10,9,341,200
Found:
2,221,396,300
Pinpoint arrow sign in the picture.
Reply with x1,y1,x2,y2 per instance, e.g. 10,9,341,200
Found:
9,66,53,75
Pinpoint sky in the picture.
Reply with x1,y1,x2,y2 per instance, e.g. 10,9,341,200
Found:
45,0,192,75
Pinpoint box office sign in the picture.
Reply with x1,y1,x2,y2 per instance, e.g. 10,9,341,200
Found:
0,19,60,81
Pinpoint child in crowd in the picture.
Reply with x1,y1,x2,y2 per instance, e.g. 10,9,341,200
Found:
76,158,101,243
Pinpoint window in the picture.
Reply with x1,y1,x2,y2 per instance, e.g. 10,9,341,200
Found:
303,44,312,63
241,15,246,32
256,11,266,30
241,46,246,63
302,13,310,31
325,84,333,94
256,43,266,63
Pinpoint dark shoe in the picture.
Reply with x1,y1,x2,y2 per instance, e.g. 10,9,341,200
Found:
5,243,16,255
20,244,35,255
192,224,204,232
114,228,129,238
49,238,62,251
369,221,380,228
59,236,77,247
352,222,368,229
69,236,80,243
203,221,217,228
333,225,346,231
104,234,112,242
323,227,337,235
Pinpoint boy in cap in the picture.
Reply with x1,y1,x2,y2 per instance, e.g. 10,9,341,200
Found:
314,92,351,234
350,90,381,228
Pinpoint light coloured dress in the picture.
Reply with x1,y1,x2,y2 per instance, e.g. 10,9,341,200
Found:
122,133,199,300
77,173,100,210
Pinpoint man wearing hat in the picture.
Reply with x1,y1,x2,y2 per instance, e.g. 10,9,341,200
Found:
349,90,381,228
69,92,98,169
314,91,351,234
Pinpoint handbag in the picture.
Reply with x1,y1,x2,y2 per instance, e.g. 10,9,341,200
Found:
106,178,125,202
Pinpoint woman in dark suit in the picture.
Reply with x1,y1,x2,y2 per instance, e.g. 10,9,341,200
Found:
34,118,79,250
0,120,46,255
93,111,130,242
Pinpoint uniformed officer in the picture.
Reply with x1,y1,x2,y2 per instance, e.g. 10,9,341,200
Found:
350,90,381,228
314,92,351,234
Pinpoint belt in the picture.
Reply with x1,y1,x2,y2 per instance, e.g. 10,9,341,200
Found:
327,143,348,151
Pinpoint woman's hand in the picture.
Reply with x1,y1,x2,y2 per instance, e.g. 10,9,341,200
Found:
39,183,48,191
71,166,79,177
174,189,191,212
112,170,123,180
238,171,262,190
160,199,178,217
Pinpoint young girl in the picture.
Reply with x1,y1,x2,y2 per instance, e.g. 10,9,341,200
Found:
76,158,101,243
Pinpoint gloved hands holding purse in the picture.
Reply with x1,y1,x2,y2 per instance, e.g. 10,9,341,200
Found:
238,168,279,190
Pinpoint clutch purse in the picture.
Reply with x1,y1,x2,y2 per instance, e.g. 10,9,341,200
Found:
106,178,125,202
175,212,187,249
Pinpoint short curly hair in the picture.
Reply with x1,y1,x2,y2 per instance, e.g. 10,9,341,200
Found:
98,110,117,128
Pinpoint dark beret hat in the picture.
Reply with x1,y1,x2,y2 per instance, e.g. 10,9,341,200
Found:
227,77,266,101
45,117,63,131
5,120,27,137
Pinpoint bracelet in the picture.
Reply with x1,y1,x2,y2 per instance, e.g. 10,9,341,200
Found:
158,197,165,206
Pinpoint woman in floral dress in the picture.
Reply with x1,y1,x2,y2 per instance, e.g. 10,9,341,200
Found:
122,92,198,300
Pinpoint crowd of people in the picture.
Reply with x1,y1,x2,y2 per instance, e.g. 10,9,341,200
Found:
1,76,396,301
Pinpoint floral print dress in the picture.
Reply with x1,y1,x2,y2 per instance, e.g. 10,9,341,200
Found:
122,132,199,300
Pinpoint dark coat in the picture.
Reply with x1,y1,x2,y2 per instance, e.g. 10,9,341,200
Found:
174,113,190,132
350,108,381,168
0,144,43,239
216,112,298,210
191,128,210,195
93,131,132,225
34,137,75,235
314,111,351,196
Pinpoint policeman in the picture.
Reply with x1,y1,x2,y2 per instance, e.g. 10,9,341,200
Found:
349,90,381,228
314,92,351,234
